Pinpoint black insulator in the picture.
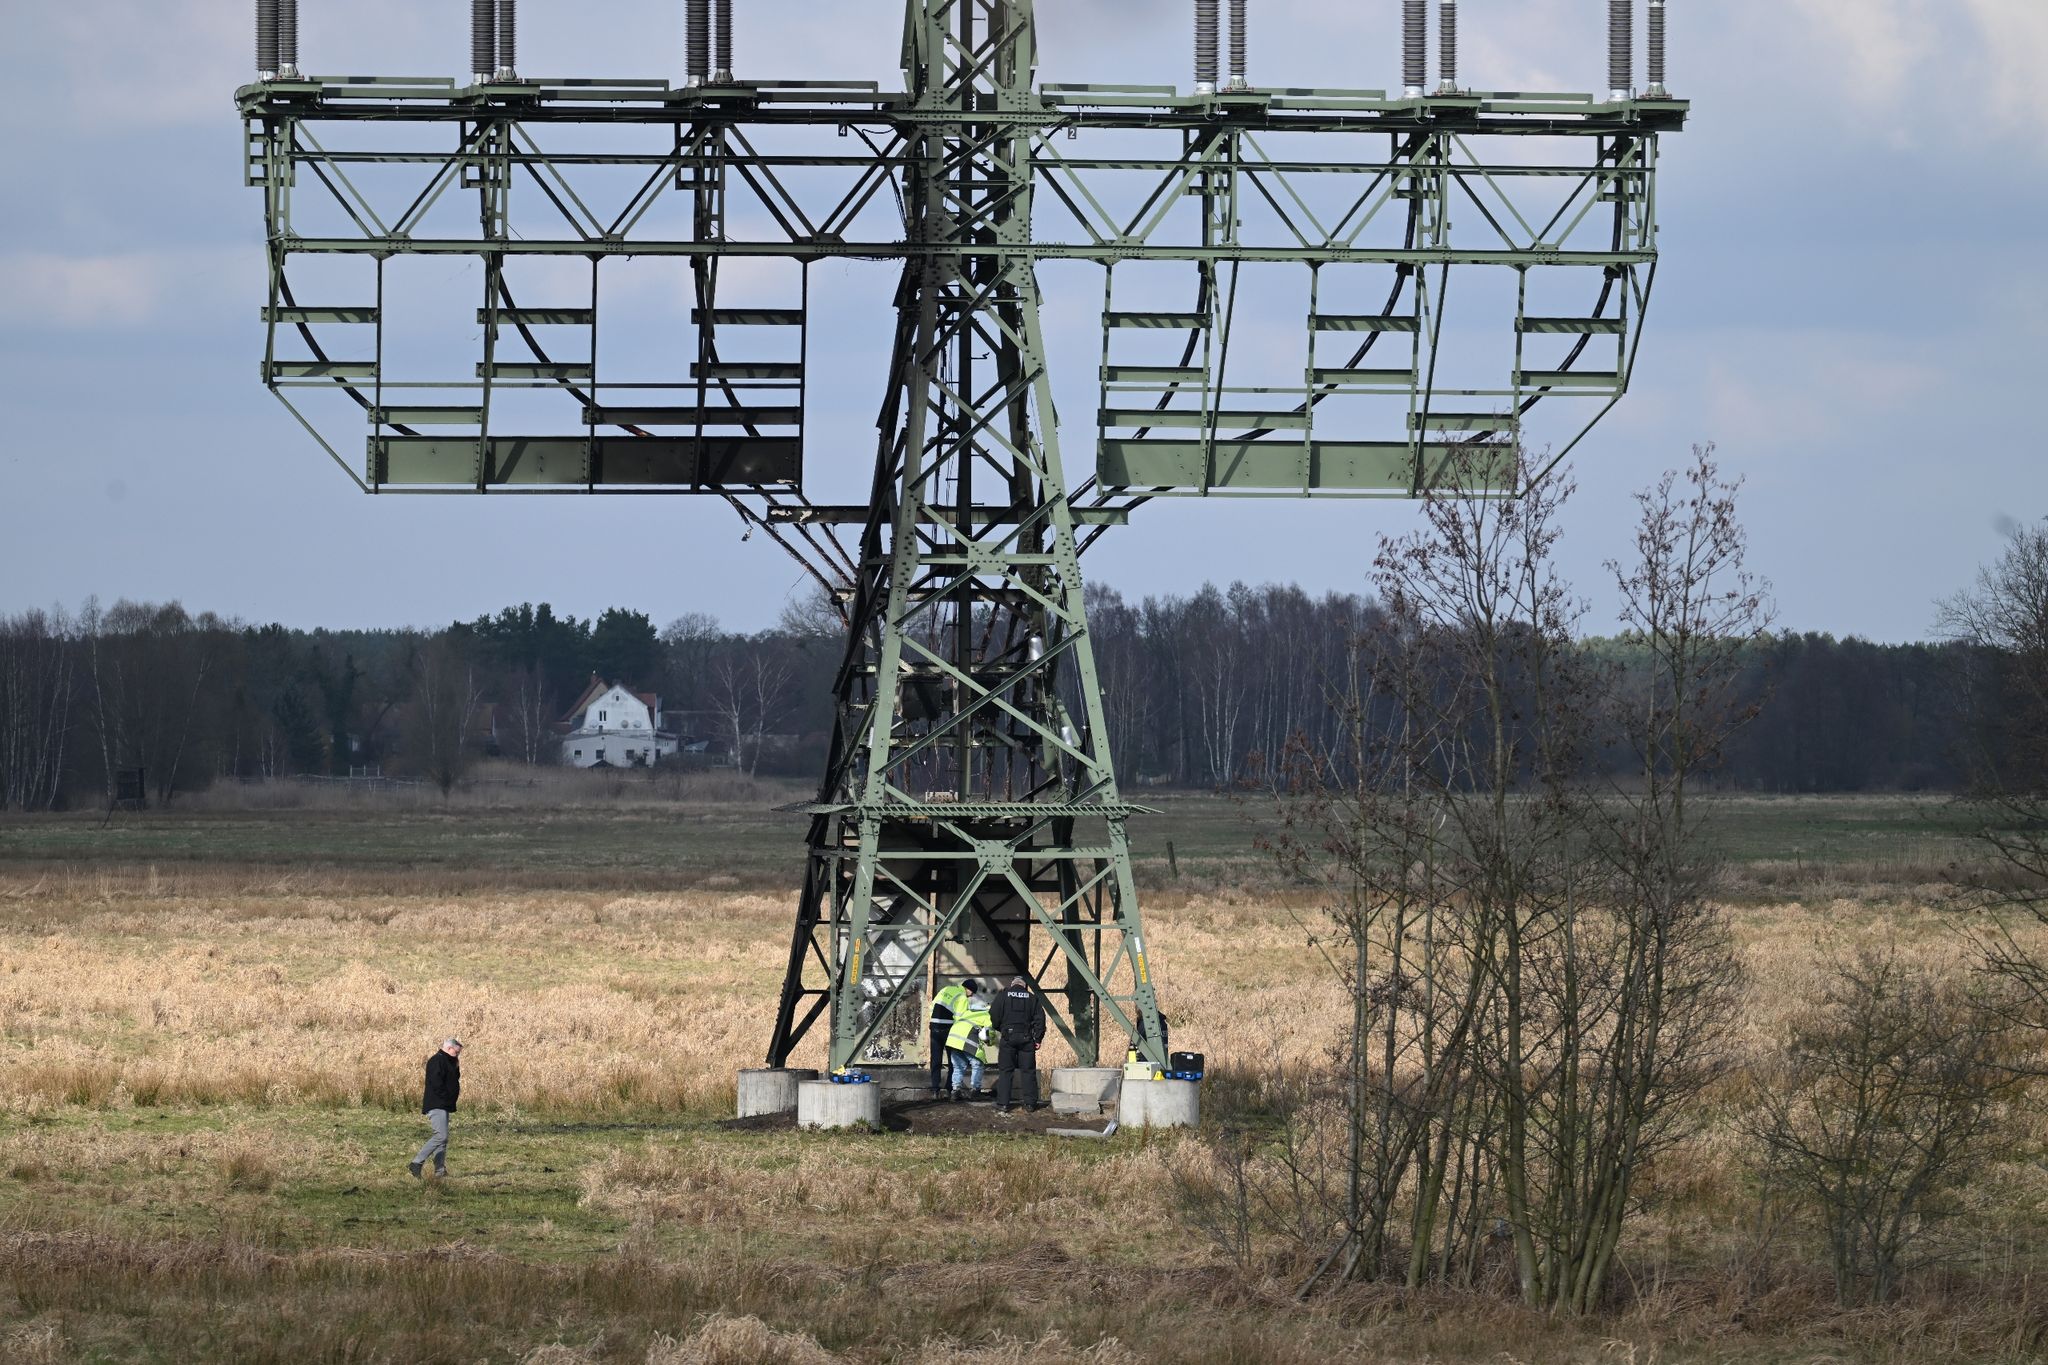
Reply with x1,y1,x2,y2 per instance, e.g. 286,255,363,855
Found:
1228,0,1247,85
471,0,496,77
277,0,298,73
257,0,279,73
714,0,733,78
1194,0,1219,90
687,0,710,81
1440,0,1457,91
1647,0,1667,92
1402,0,1425,93
496,0,517,76
1608,0,1632,95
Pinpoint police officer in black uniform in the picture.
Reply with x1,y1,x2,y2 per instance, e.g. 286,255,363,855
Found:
989,974,1046,1114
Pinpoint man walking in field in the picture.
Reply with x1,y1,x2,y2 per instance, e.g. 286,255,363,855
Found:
991,975,1046,1115
409,1037,462,1178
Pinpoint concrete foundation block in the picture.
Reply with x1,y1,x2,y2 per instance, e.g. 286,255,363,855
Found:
864,1063,933,1104
736,1067,818,1118
1051,1066,1123,1104
1118,1077,1200,1129
1051,1093,1104,1117
796,1079,882,1131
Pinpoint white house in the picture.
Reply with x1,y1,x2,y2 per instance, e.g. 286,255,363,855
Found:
558,675,678,769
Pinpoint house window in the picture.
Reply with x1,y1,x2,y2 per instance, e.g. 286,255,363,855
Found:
599,709,607,723
574,749,582,757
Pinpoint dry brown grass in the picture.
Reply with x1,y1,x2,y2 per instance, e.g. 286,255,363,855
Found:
0,882,793,1114
0,868,2034,1167
0,864,1351,1117
5,847,2048,1361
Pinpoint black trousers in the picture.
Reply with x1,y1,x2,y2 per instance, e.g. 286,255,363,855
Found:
929,1026,951,1094
996,1041,1039,1108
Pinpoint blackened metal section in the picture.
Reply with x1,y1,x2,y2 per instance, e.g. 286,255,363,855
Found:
496,0,517,80
1647,0,1667,96
1194,0,1219,94
1227,0,1247,90
257,0,279,76
1402,0,1426,97
1608,0,1632,99
277,0,299,78
1438,0,1458,93
471,0,497,82
687,0,710,84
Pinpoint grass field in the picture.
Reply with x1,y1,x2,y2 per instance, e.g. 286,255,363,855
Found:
1,787,2041,1363
0,777,1984,896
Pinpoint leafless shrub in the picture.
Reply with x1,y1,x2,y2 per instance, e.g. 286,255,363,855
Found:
1743,939,2027,1305
1167,1062,1348,1275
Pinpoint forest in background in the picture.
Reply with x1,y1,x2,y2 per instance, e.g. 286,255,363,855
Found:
0,582,1984,811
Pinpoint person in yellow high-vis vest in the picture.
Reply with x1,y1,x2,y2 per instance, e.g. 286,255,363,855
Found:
928,977,978,1099
944,990,995,1101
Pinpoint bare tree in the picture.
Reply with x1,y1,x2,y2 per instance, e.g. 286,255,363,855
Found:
1086,584,1155,786
77,600,220,805
494,665,556,766
1938,518,2048,1020
1185,584,1249,785
776,586,845,640
1745,940,2026,1305
403,632,485,795
1264,604,1490,1292
660,610,723,715
1265,453,1596,1299
1254,450,1761,1313
1521,445,1765,1313
711,644,794,778
0,608,74,811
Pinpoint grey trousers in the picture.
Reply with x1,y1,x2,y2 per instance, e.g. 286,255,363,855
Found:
413,1109,450,1171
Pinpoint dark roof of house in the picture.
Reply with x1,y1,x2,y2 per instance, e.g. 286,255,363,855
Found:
559,675,662,727
561,674,607,724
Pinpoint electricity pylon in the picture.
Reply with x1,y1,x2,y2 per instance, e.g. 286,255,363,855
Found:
237,0,1687,1073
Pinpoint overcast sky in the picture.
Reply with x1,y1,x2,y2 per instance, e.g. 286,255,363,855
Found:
2,0,2042,641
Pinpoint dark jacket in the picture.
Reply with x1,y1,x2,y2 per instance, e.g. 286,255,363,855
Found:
423,1050,461,1114
991,985,1046,1047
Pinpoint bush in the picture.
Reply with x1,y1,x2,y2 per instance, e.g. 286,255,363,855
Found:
1743,940,2026,1305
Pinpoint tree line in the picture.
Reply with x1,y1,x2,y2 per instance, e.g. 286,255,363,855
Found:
1093,585,1976,794
0,600,846,807
0,547,2000,810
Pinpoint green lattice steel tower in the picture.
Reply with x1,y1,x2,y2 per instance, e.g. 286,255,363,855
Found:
236,0,1687,1074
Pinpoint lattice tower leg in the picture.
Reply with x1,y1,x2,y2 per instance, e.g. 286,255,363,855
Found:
766,0,1167,1075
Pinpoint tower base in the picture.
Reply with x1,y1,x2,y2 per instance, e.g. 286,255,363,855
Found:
1118,1078,1200,1129
796,1079,882,1130
736,1067,816,1118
